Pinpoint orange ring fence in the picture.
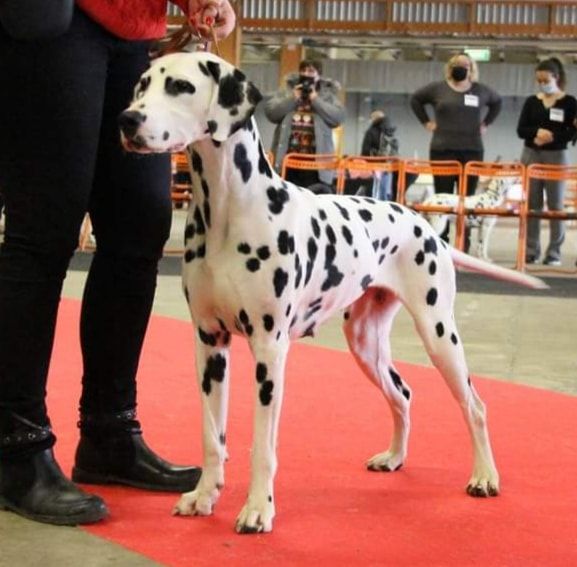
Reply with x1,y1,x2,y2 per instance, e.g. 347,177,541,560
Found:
521,163,577,273
459,161,526,268
280,153,342,182
335,156,401,195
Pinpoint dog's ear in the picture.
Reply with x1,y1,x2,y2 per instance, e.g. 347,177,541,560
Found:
202,60,263,142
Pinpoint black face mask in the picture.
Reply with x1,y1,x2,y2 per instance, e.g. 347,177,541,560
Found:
450,66,468,82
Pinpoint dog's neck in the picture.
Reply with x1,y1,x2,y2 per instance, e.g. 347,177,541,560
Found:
185,119,282,254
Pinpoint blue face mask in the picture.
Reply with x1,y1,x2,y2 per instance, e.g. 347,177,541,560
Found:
539,81,559,95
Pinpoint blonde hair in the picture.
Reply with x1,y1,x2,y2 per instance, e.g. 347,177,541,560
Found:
444,53,479,83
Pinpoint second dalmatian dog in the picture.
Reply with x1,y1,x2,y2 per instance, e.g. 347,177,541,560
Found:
119,52,546,534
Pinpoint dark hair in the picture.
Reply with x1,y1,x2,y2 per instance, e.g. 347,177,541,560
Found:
299,59,323,75
536,57,566,89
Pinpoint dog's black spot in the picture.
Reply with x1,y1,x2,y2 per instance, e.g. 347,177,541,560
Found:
435,322,445,337
388,214,396,223
381,237,390,249
302,323,315,338
390,245,398,255
136,76,151,97
203,200,211,228
198,327,217,346
246,81,263,106
318,209,327,221
321,244,344,291
258,143,273,178
334,202,350,220
286,304,292,317
379,254,386,264
415,250,425,265
273,268,289,298
263,314,274,332
361,275,373,290
259,380,274,406
184,224,195,241
414,225,423,238
426,288,438,306
344,311,350,320
294,254,303,288
256,362,267,383
257,246,270,260
184,249,195,262
353,249,358,258
196,243,206,258
372,240,379,252
198,62,210,76
183,286,190,303
450,333,458,345
163,131,170,141
206,60,221,82
218,72,245,109
268,495,272,503
229,107,239,117
341,225,353,245
202,354,227,395
467,376,472,387
304,304,322,321
200,179,210,199
424,236,438,255
239,309,249,325
277,230,295,255
165,77,196,96
389,367,411,400
266,186,290,215
219,433,226,445
311,217,321,238
246,258,260,272
191,151,203,175
429,261,437,275
325,225,336,245
390,203,404,214
207,120,218,134
193,206,206,235
305,238,318,285
358,209,373,222
233,143,252,183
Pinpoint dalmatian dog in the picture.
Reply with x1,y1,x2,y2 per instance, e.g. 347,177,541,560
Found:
421,177,513,261
119,52,546,534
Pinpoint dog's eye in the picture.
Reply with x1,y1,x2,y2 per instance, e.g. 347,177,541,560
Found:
165,77,196,96
135,76,151,99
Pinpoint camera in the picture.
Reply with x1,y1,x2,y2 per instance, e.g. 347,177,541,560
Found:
299,75,315,98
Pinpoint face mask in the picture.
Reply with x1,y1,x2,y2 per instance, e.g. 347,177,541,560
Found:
450,66,468,82
539,81,558,95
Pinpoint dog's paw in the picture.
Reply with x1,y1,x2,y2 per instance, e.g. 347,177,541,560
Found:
466,474,500,497
172,485,221,516
235,496,275,534
366,450,404,472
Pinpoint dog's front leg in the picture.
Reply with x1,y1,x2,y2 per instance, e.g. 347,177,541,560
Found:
173,334,230,518
236,338,289,534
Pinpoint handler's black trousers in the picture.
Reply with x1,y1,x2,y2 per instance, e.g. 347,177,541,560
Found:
0,9,172,452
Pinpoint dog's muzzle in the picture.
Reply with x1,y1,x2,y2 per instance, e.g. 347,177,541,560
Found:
118,110,147,148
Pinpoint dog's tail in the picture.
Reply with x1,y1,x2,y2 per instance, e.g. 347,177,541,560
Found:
449,248,549,290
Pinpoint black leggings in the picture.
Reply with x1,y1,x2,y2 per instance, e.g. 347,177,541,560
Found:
0,9,172,434
429,148,484,196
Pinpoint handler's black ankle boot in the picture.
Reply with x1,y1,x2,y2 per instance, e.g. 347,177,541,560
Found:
0,426,108,526
72,410,201,492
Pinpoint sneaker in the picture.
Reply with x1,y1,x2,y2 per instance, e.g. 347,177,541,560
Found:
543,256,561,267
525,254,538,264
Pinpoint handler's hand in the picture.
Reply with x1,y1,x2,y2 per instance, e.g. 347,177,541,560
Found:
189,0,236,40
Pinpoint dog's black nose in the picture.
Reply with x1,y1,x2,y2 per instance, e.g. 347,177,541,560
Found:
118,110,145,138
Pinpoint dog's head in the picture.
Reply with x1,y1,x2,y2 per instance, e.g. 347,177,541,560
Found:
119,51,262,153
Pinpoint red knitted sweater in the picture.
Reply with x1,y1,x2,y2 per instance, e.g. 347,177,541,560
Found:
76,0,189,40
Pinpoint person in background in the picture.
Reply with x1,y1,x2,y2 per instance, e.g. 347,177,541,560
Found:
264,59,345,194
517,57,577,266
0,0,235,527
410,52,502,247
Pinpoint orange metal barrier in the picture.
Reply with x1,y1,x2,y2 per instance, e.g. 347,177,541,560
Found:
171,152,192,208
521,163,577,273
280,153,341,182
397,159,464,245
458,161,526,268
336,156,401,195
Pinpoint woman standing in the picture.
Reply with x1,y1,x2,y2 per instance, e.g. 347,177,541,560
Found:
410,53,502,245
517,57,577,266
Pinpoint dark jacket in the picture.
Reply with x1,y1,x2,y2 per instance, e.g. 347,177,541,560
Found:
264,73,345,184
361,116,399,157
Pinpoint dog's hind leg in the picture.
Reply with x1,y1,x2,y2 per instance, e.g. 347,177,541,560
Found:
397,266,499,497
343,288,412,472
173,334,231,517
235,337,290,534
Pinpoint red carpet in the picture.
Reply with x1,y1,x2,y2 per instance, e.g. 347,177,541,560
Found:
49,300,576,566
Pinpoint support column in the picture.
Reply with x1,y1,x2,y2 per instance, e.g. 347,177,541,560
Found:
278,40,304,86
215,22,242,66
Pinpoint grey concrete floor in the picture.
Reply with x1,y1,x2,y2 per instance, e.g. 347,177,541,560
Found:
2,211,577,566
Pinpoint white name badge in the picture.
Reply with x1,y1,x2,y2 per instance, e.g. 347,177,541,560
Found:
550,108,565,122
464,94,479,107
